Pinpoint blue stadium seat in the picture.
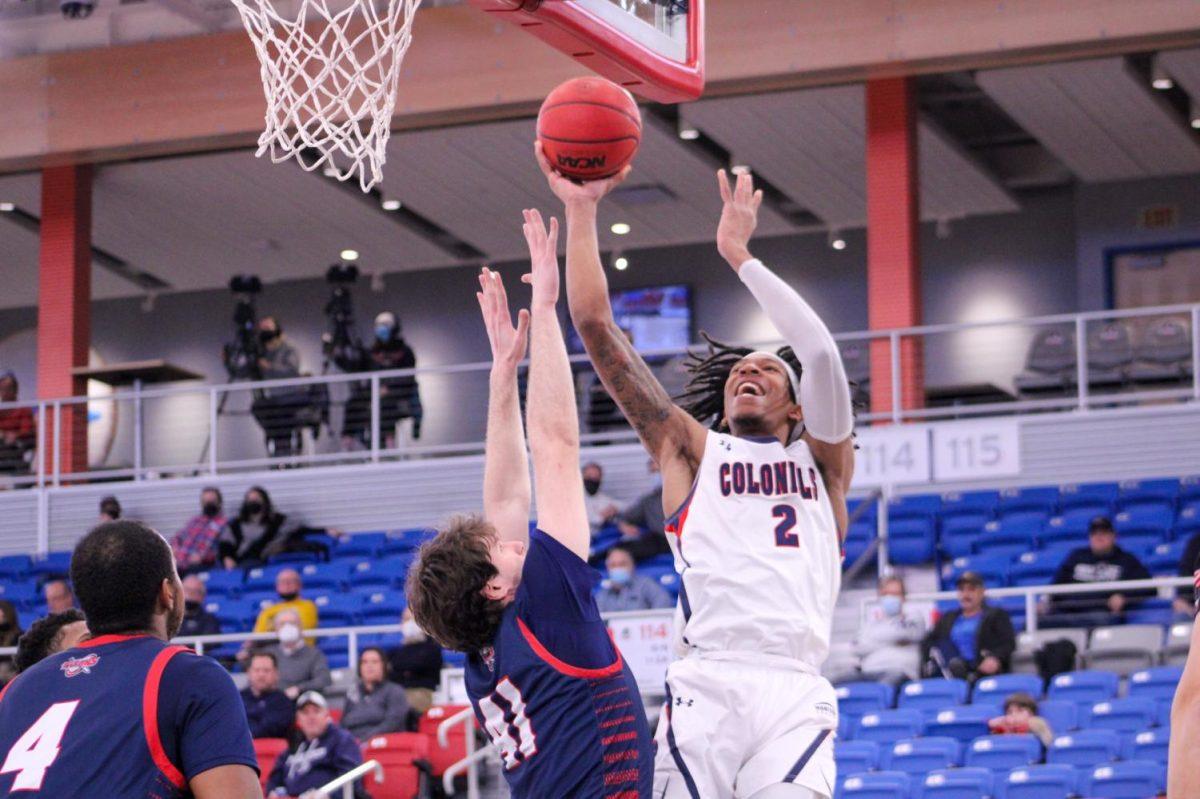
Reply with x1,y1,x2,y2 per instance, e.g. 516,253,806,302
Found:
843,522,877,565
1128,666,1182,702
642,553,675,570
314,594,362,627
199,568,244,598
358,632,404,649
1176,505,1200,539
972,674,1043,704
442,649,466,668
1182,475,1200,505
1036,700,1079,733
1038,514,1092,547
656,572,680,598
1047,670,1119,705
360,590,406,623
1079,760,1165,799
29,551,71,578
1143,539,1186,574
853,710,924,743
924,705,994,742
1082,698,1156,733
1009,547,1072,586
940,515,989,558
0,555,31,580
1154,698,1173,728
207,599,256,631
1124,602,1175,626
837,771,910,799
1045,729,1120,768
241,590,279,611
834,740,880,775
349,557,410,589
887,518,936,564
996,486,1059,518
0,580,39,607
1118,478,1180,509
847,497,879,522
382,527,433,555
941,555,1010,590
243,564,287,592
1059,481,1119,511
916,767,993,799
963,734,1041,773
317,635,349,669
334,531,389,559
880,737,960,774
887,494,942,521
994,764,1077,799
940,490,1000,520
897,680,968,717
836,682,895,716
300,561,354,592
1121,728,1169,764
267,551,320,566
1114,506,1174,540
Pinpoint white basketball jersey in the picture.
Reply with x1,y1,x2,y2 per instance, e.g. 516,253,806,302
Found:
665,430,841,669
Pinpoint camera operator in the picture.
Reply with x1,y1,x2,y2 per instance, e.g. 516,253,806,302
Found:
250,316,307,458
336,311,422,448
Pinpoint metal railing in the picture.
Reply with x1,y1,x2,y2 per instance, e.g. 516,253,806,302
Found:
0,301,1193,487
439,706,484,799
316,759,383,799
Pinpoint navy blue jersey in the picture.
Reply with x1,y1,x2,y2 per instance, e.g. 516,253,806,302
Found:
0,634,258,798
465,530,653,798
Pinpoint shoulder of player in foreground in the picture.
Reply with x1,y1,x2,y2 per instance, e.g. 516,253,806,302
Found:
161,646,240,692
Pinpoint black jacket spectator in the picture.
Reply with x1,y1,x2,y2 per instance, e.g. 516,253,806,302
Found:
1052,544,1153,613
241,686,295,740
338,314,423,444
922,604,1017,674
0,600,21,685
219,486,289,566
388,638,443,691
615,485,672,562
180,602,221,638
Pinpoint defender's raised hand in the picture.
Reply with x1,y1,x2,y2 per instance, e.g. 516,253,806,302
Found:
476,267,529,373
520,209,560,308
535,142,630,208
716,168,764,272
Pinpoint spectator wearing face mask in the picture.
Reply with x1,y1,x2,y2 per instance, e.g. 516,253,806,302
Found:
0,371,35,476
250,315,307,459
178,575,221,638
837,576,927,687
387,609,444,715
169,486,226,574
98,495,121,523
218,486,289,568
0,600,21,684
337,311,423,447
252,568,318,640
582,462,620,532
263,609,331,700
595,546,673,613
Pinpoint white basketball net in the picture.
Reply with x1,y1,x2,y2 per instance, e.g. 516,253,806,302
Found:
229,0,421,191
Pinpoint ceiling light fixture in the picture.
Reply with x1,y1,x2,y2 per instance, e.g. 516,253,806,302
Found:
1191,101,1200,130
0,202,14,212
1152,61,1174,90
678,124,700,141
381,199,402,211
828,229,846,251
610,222,631,235
340,249,359,261
614,255,629,271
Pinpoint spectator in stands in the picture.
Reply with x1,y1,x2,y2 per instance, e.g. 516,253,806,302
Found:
1174,533,1200,618
595,545,673,613
839,576,927,687
582,462,619,532
0,600,21,684
988,692,1054,746
170,487,226,574
240,652,294,740
613,459,671,562
14,609,87,673
179,575,221,638
43,579,75,613
921,572,1015,681
253,568,318,636
388,608,443,715
0,371,35,475
98,495,121,523
337,311,423,447
250,315,307,459
265,691,368,799
1045,516,1154,624
341,647,410,741
218,486,290,568
263,609,330,699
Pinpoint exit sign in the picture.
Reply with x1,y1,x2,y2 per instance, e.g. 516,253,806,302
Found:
1139,205,1178,230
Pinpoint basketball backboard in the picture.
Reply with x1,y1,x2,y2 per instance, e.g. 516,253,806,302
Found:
470,0,705,103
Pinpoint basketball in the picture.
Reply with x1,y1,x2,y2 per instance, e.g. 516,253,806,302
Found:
537,76,642,182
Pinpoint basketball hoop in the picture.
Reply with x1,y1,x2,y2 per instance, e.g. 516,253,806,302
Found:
229,0,421,191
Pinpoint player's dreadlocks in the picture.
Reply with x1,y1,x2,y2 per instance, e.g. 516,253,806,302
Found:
676,332,803,431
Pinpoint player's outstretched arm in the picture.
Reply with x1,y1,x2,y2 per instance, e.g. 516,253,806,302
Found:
477,267,532,544
190,764,263,799
535,143,707,511
715,170,855,487
521,209,590,560
1169,596,1200,796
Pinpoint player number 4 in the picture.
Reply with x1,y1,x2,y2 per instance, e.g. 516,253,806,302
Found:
773,504,799,548
0,700,80,791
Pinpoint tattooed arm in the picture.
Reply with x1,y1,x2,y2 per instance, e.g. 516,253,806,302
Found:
536,144,707,513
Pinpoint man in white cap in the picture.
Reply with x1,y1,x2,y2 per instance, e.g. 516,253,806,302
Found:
265,691,368,798
336,309,423,447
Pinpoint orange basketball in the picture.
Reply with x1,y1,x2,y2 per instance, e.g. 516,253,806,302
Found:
537,77,642,181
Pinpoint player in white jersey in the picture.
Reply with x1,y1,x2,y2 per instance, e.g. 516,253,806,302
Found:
537,146,855,799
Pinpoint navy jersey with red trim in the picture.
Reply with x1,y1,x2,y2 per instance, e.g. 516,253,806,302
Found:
465,530,653,798
0,634,258,798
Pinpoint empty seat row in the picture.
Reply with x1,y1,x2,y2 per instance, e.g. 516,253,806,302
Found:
837,759,1166,799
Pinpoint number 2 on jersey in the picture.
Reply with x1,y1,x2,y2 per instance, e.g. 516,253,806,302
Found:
0,700,80,791
772,504,799,548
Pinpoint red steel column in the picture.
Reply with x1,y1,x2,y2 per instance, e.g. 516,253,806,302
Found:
866,77,924,419
37,164,92,475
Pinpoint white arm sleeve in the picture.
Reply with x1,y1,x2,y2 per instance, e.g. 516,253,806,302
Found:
738,258,853,443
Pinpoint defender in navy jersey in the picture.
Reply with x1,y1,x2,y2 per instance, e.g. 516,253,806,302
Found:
407,210,653,798
0,521,261,799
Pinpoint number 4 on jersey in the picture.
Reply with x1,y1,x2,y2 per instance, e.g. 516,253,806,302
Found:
0,700,80,791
